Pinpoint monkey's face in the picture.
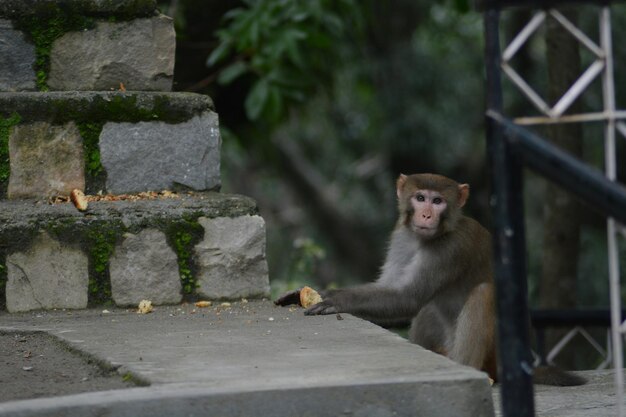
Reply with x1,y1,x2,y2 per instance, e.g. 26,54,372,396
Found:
408,190,448,239
396,173,470,240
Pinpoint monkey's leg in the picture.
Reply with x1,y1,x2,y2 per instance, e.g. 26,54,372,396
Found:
409,303,450,357
449,282,496,378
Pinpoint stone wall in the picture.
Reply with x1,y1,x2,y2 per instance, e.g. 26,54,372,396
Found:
0,0,271,312
0,0,172,92
0,92,221,198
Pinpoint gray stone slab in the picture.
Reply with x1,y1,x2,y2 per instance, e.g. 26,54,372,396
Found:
0,302,495,416
0,92,214,122
48,14,175,91
0,192,257,236
7,121,85,199
194,215,270,300
110,229,182,307
100,112,221,194
5,232,88,313
0,19,36,91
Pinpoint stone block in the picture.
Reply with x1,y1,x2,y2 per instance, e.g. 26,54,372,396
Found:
8,121,85,199
99,112,221,194
48,14,175,91
0,19,36,91
194,215,270,300
109,228,182,306
5,231,88,312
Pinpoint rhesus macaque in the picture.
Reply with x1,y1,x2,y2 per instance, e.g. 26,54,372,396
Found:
276,173,585,386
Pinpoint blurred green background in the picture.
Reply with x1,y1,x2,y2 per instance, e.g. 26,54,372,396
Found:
159,0,626,318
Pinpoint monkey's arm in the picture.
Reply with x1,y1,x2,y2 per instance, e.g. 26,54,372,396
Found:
305,283,420,319
273,289,301,306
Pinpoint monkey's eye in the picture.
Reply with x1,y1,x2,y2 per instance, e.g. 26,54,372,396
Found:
433,197,443,205
415,194,425,202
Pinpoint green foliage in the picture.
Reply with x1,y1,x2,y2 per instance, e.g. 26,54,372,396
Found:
291,237,326,279
271,236,326,299
450,0,470,13
207,0,362,124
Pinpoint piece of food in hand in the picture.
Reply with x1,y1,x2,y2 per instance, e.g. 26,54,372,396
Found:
70,189,88,211
299,286,323,308
137,300,153,314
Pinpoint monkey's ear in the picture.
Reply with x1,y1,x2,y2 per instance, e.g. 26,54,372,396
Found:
457,184,470,208
396,174,408,199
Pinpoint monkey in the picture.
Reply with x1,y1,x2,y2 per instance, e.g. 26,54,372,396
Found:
275,173,585,386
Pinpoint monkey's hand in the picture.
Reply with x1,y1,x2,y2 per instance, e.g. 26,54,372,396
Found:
273,289,302,306
304,300,338,315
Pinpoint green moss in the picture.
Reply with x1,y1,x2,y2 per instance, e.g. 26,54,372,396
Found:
90,95,158,122
0,113,21,197
48,95,189,124
1,93,211,126
77,122,104,176
165,220,204,296
0,258,6,311
85,227,122,306
15,9,95,91
77,122,107,192
10,0,157,91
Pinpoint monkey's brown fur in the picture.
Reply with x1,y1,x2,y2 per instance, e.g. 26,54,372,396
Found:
276,173,585,386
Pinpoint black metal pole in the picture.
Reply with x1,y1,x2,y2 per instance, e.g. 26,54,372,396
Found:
487,112,626,225
484,9,535,417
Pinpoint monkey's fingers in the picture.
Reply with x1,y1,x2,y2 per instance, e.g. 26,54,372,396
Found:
274,289,302,306
304,301,337,315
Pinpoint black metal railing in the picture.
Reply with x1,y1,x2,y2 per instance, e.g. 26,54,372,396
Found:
531,309,625,366
482,2,626,416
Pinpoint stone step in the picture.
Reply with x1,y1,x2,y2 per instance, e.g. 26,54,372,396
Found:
0,303,496,417
0,0,174,92
0,91,221,199
0,192,270,313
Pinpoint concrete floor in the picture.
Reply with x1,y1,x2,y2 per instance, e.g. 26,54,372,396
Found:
0,301,493,417
1,301,622,417
492,369,622,417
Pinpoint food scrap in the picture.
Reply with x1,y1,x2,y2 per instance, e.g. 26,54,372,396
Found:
52,190,181,210
137,300,153,314
70,189,89,211
194,300,212,308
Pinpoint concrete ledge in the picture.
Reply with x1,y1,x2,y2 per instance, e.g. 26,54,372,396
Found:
0,302,495,417
0,91,214,122
0,380,493,417
0,192,256,235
